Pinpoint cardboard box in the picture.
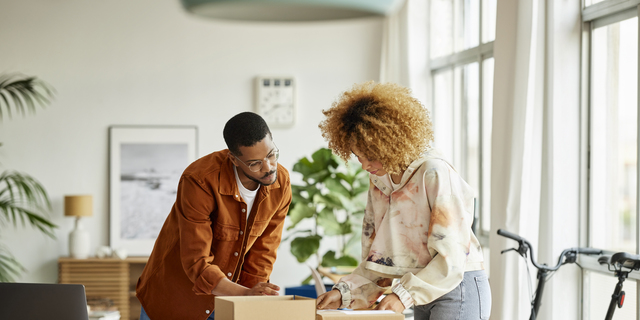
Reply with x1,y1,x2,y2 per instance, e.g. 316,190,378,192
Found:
215,295,316,320
316,310,405,320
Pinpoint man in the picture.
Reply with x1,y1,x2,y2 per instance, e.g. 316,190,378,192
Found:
136,112,291,320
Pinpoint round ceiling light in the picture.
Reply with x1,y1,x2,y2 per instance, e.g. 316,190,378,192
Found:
180,0,404,22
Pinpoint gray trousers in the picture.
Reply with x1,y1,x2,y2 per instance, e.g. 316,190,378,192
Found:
413,270,492,320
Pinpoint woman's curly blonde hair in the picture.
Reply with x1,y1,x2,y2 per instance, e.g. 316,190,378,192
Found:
319,81,434,175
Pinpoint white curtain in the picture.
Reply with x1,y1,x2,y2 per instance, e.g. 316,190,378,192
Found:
488,0,546,319
379,0,409,86
379,0,429,105
489,0,583,318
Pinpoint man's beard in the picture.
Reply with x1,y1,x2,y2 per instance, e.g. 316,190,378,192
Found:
247,169,277,186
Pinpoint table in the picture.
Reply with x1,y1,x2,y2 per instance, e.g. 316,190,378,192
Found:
58,257,148,320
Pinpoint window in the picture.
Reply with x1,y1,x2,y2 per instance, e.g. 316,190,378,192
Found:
582,1,640,319
589,16,638,254
429,0,496,240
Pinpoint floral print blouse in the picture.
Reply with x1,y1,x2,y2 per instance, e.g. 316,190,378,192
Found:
334,149,485,309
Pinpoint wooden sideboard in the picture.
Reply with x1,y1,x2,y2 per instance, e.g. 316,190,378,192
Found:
58,257,148,320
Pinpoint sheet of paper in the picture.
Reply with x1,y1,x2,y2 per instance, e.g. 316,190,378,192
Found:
340,310,396,315
317,310,396,315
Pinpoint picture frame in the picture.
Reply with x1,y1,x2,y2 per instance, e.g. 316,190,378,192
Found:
109,125,198,256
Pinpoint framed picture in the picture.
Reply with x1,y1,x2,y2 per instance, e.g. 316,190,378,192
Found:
109,125,198,256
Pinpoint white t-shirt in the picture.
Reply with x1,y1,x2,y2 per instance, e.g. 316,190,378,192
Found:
234,166,259,220
380,174,402,192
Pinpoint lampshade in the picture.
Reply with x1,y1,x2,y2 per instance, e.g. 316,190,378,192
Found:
180,0,404,22
64,195,93,217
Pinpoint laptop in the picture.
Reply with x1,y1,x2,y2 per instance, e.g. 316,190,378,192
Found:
0,282,89,320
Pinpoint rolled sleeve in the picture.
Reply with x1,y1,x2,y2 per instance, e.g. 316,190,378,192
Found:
391,282,414,309
332,282,352,309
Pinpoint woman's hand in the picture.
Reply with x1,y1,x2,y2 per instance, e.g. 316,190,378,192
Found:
316,289,342,310
376,293,405,313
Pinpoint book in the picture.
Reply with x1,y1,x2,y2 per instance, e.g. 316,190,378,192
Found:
88,310,121,320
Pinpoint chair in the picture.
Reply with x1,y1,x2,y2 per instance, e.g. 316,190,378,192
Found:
309,265,327,297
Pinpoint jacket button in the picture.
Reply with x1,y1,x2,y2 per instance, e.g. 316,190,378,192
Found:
206,310,210,314
227,272,232,277
240,231,244,235
242,209,246,213
234,252,239,256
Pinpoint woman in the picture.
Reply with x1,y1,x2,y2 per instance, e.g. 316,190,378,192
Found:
316,81,491,320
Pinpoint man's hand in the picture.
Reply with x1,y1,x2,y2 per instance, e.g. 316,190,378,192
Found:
375,293,405,313
245,282,280,296
316,289,342,310
212,278,280,296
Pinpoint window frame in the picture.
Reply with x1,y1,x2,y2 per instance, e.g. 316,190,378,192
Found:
579,0,640,319
429,0,495,244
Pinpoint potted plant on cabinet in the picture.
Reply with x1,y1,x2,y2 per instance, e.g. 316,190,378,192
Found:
0,73,57,282
286,147,369,286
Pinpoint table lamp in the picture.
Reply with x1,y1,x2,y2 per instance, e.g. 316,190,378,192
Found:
64,195,93,259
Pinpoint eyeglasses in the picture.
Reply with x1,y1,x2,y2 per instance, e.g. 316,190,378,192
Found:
232,144,280,172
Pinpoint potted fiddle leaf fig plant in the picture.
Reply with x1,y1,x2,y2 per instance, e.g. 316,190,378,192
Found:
286,147,369,284
0,73,57,282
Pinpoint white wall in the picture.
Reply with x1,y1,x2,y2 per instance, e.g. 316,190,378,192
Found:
0,0,383,291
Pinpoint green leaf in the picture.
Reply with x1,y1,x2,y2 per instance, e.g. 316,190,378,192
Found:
291,184,305,195
317,208,341,236
317,208,352,236
291,193,308,207
291,184,313,206
0,171,57,237
290,235,322,263
313,193,342,210
0,73,55,121
293,157,315,179
292,184,321,199
292,150,339,183
343,233,362,257
333,193,365,214
307,185,323,198
334,172,354,185
311,148,338,171
287,203,317,229
324,178,350,198
353,184,370,196
320,250,358,267
0,245,26,282
306,169,331,184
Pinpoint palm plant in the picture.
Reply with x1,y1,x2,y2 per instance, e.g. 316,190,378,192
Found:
0,73,57,282
0,73,54,120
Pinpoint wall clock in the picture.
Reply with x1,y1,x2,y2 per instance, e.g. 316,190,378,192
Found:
255,76,296,128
